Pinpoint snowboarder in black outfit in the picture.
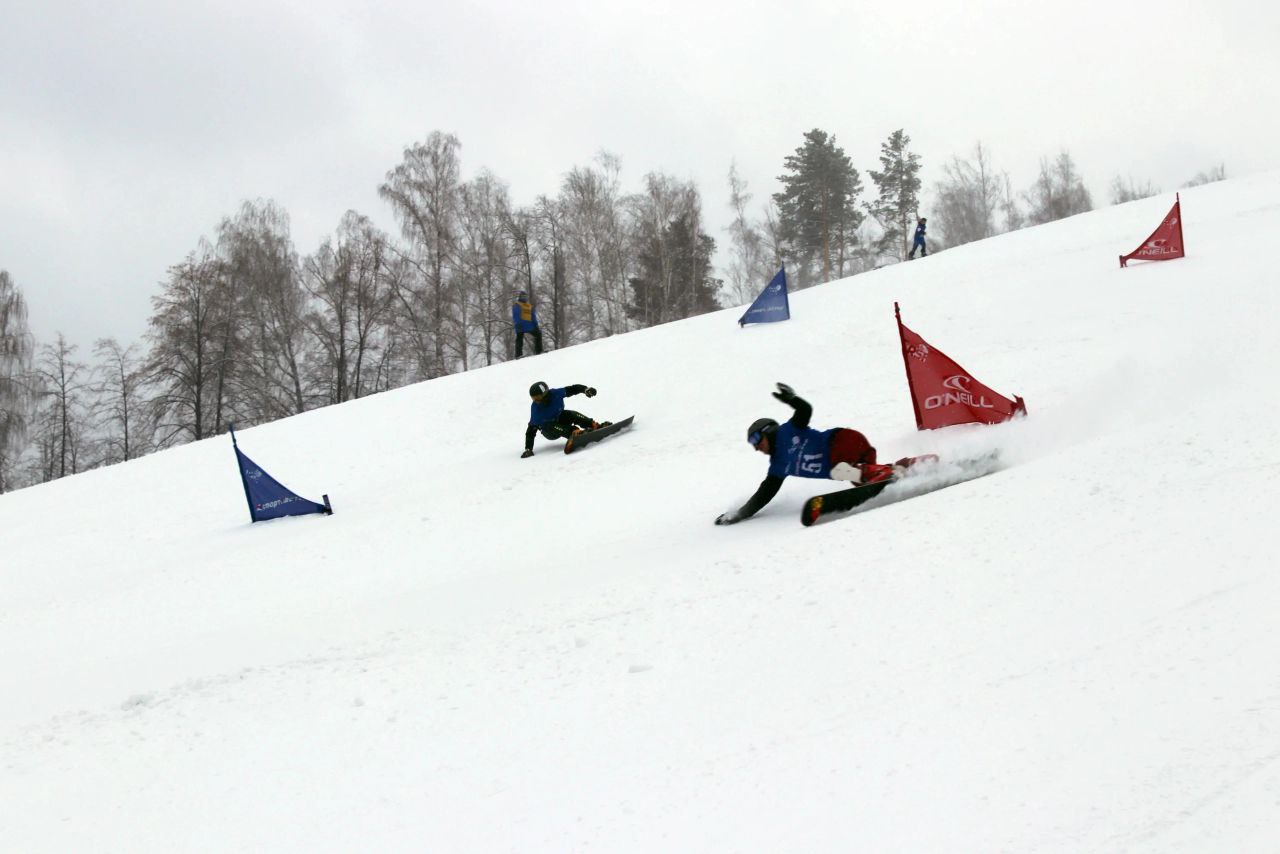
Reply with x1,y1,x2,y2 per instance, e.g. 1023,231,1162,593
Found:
521,381,610,457
908,217,927,258
715,383,933,524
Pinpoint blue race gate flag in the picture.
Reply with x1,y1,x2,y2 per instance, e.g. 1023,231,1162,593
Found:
738,265,790,326
230,424,332,523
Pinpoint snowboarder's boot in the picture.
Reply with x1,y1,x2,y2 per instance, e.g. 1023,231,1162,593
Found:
860,463,896,484
892,453,939,474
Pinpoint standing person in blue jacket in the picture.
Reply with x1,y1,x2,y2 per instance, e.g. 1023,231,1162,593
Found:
715,383,931,524
908,216,928,259
512,290,543,358
521,381,610,457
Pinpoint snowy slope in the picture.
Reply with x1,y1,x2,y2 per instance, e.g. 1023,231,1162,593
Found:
4,174,1280,852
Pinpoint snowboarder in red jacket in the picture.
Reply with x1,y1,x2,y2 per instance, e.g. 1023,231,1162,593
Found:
715,383,933,524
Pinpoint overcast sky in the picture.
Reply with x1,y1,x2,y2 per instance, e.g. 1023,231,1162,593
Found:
4,0,1277,351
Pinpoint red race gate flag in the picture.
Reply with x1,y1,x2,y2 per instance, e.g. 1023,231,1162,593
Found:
895,303,1027,430
1119,194,1185,268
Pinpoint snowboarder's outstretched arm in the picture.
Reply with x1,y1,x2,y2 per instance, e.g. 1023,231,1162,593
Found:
715,474,784,525
774,382,811,429
522,424,537,457
563,384,597,398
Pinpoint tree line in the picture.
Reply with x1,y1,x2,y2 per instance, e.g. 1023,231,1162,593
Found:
0,127,1225,493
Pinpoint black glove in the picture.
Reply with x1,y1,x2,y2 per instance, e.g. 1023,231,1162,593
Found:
772,382,796,404
715,513,738,526
584,387,597,398
521,449,534,458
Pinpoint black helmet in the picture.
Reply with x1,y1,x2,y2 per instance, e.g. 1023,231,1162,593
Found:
529,381,549,398
747,417,778,447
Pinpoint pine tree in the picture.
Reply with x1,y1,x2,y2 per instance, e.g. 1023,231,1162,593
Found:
628,214,720,325
866,129,923,262
627,174,720,325
773,129,864,287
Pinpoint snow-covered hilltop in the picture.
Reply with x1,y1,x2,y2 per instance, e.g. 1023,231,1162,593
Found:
4,173,1280,851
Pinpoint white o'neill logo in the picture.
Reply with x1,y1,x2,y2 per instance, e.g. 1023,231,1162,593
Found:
1137,239,1179,257
925,374,995,410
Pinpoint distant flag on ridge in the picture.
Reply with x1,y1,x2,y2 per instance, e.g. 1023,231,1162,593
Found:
895,303,1026,430
230,424,332,523
1119,194,1185,268
739,265,790,326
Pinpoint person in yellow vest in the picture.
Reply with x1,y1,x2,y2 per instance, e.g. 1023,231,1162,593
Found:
512,290,543,358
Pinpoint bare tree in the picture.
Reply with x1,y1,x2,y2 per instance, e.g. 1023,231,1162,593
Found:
1183,163,1227,187
1001,173,1025,232
379,131,463,379
724,162,773,306
93,337,151,464
302,211,396,404
758,200,786,276
1023,151,1093,225
368,250,416,393
560,152,631,340
456,171,516,366
933,142,1015,247
1110,175,1161,204
32,333,89,480
146,247,227,445
1,270,35,492
218,200,310,420
530,195,569,349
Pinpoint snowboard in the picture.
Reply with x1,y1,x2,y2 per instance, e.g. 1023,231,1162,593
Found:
800,478,897,526
801,450,1003,527
564,416,635,454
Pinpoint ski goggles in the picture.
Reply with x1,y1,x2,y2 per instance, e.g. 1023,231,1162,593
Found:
748,430,764,447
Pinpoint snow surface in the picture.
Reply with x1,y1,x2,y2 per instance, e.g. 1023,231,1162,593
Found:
4,174,1280,851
